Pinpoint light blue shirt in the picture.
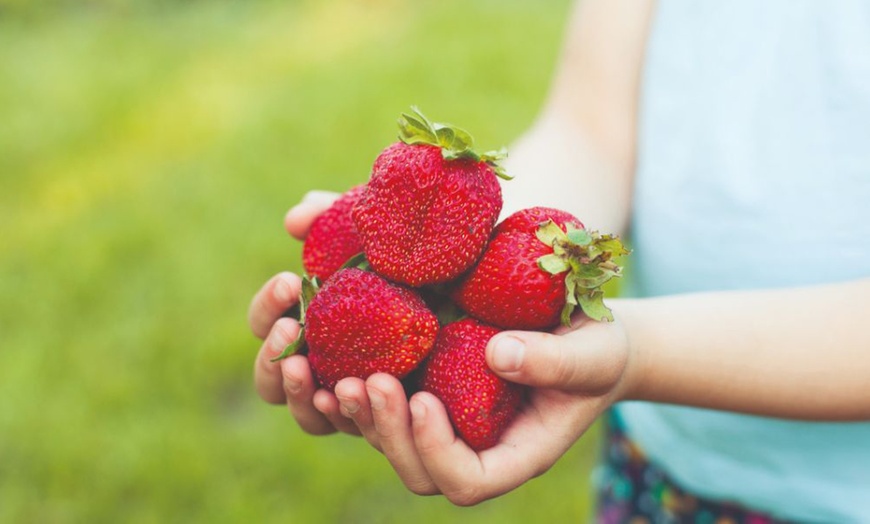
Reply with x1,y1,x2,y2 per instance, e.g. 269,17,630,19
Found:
618,1,870,521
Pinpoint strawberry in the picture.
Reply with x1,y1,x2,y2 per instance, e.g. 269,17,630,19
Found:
301,184,366,281
452,207,629,330
352,107,510,287
273,267,439,391
420,318,524,451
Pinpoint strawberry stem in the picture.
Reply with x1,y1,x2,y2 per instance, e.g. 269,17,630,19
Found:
535,220,630,324
397,106,512,180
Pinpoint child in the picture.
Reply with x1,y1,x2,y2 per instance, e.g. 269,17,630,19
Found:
249,1,870,520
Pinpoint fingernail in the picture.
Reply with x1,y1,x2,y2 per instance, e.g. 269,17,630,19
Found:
337,397,359,416
491,336,525,372
274,274,293,303
269,325,290,356
367,387,385,411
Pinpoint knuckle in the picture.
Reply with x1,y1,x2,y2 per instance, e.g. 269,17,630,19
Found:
553,345,582,386
257,387,286,405
371,413,403,442
412,437,441,456
446,486,487,507
374,424,398,441
531,460,555,479
405,479,438,496
292,410,336,436
299,423,336,436
270,318,299,355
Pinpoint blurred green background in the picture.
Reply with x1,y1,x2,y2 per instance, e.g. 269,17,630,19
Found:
0,0,605,522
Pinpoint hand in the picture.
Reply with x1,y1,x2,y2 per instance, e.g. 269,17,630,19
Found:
333,312,635,505
250,190,364,436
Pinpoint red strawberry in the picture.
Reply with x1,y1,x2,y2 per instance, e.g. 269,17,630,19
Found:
420,318,524,451
453,207,629,330
352,107,510,287
287,267,439,391
302,184,366,281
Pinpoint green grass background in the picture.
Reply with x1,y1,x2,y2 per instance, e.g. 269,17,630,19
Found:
0,1,605,521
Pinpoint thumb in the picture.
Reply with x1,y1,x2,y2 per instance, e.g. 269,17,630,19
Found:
485,323,627,393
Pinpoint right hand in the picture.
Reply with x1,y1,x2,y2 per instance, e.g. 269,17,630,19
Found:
328,311,635,505
249,190,364,436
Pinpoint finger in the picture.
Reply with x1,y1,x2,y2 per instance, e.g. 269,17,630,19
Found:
277,356,342,436
311,388,362,436
254,317,302,404
285,191,340,240
408,392,484,504
485,321,628,393
366,374,439,495
410,390,593,506
249,272,302,339
334,378,381,450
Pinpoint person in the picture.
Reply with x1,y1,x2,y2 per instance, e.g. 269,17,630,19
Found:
248,0,870,521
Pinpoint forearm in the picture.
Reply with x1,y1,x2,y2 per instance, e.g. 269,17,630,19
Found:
500,0,654,236
501,116,633,236
616,277,870,421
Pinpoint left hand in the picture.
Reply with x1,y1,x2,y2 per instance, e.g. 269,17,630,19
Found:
251,190,366,436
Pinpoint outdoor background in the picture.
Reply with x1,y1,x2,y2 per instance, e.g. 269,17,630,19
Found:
0,0,608,522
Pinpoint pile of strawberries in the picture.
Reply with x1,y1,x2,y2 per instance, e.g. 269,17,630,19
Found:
275,108,628,450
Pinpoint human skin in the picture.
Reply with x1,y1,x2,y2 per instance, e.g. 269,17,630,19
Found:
249,0,870,506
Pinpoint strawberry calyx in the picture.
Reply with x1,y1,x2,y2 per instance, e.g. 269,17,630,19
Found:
534,220,630,325
270,252,370,362
271,275,319,361
397,106,511,180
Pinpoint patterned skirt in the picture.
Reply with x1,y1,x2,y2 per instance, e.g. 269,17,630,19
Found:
594,411,796,524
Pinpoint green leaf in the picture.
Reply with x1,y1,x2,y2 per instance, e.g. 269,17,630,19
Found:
566,228,592,246
480,147,508,163
594,234,630,257
434,125,456,149
398,112,437,145
551,240,568,258
560,302,575,327
537,253,570,275
535,220,568,247
339,252,370,271
435,123,474,152
299,277,318,323
480,148,512,179
270,273,320,362
564,276,579,305
555,227,629,324
270,326,308,361
282,302,301,321
491,164,513,180
577,274,613,289
395,107,509,180
577,291,614,322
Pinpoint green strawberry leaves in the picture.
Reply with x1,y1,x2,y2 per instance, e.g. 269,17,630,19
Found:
339,251,370,272
535,220,630,324
271,275,319,361
397,106,512,180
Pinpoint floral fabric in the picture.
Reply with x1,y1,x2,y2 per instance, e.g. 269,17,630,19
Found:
594,412,796,524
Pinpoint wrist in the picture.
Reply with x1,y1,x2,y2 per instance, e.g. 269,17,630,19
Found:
608,298,648,403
